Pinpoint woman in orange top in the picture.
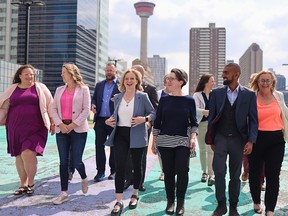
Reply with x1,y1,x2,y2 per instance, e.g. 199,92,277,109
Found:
249,70,288,216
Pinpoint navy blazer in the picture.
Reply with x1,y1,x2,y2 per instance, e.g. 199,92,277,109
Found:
91,79,120,122
205,85,258,145
105,91,156,148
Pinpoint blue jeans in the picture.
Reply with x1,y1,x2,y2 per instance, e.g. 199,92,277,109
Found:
56,130,87,191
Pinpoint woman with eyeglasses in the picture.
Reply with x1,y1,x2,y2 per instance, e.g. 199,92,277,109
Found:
151,68,198,216
0,64,54,196
248,70,288,216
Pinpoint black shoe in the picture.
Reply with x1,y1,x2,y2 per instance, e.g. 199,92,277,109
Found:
94,173,105,182
176,202,184,216
111,201,123,216
108,172,115,180
201,173,208,182
229,206,240,216
123,180,131,191
165,201,175,215
139,185,146,192
212,203,227,216
128,194,139,209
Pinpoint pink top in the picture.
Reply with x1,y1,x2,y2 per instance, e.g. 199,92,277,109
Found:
60,88,75,120
257,99,284,131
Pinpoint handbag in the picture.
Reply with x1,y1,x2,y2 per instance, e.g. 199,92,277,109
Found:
0,99,10,126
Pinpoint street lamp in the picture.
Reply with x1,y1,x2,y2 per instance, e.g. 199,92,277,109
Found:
11,1,45,64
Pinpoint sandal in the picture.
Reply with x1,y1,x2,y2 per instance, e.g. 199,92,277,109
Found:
27,184,35,196
111,201,124,216
14,186,28,195
129,194,139,209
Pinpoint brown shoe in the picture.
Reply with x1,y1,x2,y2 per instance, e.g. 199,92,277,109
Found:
241,172,249,181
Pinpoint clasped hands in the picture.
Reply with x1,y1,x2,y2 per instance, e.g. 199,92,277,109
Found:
59,123,76,134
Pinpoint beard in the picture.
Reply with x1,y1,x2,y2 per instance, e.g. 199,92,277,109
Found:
106,74,115,81
223,78,233,85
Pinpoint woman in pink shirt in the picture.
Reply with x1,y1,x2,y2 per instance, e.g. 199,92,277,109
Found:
52,63,91,205
249,70,288,216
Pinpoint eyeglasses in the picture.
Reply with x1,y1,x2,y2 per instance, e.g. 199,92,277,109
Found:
258,79,272,84
165,77,177,82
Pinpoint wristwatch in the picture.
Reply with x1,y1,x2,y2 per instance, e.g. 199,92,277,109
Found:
145,116,149,122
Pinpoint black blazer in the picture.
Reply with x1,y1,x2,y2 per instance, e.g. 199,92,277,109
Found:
142,81,158,109
205,85,258,145
91,79,120,122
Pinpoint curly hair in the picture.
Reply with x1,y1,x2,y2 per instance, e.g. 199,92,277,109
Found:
62,63,85,86
13,64,36,84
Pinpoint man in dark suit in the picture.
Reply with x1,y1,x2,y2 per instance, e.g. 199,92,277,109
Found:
91,63,120,182
205,63,258,216
124,64,158,191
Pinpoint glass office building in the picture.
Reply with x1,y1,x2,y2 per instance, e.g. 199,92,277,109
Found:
16,0,98,94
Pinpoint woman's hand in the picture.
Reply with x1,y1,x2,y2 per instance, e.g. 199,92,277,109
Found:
131,116,146,127
105,116,116,128
190,137,196,152
50,124,55,135
59,123,69,133
203,110,209,117
66,122,77,133
151,136,157,155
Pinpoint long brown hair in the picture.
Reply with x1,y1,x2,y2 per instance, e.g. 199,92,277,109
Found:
13,64,36,84
195,74,213,92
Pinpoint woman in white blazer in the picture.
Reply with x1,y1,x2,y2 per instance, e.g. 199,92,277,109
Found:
193,74,215,186
52,63,91,205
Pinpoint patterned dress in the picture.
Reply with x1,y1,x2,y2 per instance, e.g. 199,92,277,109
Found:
6,85,48,156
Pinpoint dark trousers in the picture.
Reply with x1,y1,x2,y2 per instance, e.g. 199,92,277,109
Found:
94,117,115,174
114,127,145,193
248,130,285,212
213,133,244,204
125,128,151,185
158,146,190,202
56,131,87,191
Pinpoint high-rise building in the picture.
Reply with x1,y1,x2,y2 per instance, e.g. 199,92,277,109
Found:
148,54,166,90
96,0,109,82
239,43,263,86
0,0,18,63
16,0,100,94
189,23,226,95
276,74,286,91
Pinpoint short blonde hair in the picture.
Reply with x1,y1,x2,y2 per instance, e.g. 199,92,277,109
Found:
118,69,144,92
250,70,277,92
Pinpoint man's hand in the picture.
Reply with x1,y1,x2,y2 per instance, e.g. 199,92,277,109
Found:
91,104,97,114
243,141,253,155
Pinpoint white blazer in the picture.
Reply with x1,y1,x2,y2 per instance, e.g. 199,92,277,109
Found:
193,91,207,124
273,90,288,142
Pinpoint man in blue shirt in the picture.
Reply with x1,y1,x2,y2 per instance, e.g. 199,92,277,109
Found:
91,63,120,182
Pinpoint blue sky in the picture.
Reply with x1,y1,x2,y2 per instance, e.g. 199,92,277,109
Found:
108,0,288,79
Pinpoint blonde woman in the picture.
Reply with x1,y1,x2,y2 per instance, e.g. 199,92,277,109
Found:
105,69,155,215
249,70,288,216
52,63,90,205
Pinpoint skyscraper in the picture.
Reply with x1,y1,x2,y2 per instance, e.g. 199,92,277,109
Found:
0,0,18,63
239,43,263,86
16,0,99,94
148,54,166,90
189,23,226,95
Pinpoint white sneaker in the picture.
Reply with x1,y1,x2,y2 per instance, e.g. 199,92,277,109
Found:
82,178,88,194
53,192,69,205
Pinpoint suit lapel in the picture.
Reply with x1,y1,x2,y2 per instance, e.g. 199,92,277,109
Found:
133,92,141,116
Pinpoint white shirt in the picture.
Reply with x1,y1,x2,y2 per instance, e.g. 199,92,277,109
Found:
117,97,135,127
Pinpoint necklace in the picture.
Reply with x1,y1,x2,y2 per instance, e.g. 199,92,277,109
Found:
124,95,134,107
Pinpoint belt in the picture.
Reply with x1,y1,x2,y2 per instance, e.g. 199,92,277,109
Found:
62,120,72,125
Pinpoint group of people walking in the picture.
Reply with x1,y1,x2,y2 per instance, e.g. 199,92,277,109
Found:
0,62,287,216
